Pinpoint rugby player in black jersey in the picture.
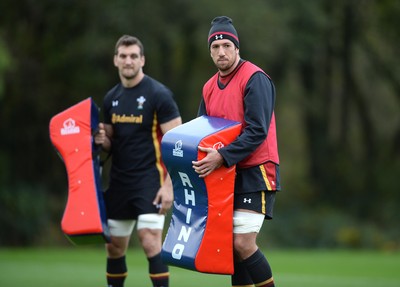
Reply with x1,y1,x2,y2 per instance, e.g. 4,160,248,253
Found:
95,35,181,287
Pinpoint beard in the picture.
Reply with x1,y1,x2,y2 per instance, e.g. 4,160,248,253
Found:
214,55,237,72
216,61,233,72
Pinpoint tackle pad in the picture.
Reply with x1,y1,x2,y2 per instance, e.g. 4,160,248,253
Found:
49,98,110,244
161,116,241,274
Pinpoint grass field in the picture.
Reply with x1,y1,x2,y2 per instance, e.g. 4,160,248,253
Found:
0,247,399,286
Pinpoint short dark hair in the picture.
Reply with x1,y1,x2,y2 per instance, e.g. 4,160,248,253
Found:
114,35,144,56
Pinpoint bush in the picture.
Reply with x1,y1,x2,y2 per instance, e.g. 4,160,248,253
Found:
0,184,50,246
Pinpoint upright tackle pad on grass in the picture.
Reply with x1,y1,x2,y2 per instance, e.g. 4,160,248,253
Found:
161,116,241,275
49,98,110,244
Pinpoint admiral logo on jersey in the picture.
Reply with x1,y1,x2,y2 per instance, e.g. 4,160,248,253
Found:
111,113,143,124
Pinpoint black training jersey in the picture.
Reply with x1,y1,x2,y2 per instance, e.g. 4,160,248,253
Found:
103,75,180,191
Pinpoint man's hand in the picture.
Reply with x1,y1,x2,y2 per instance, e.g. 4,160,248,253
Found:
153,177,174,215
94,123,112,152
94,123,107,146
192,146,224,178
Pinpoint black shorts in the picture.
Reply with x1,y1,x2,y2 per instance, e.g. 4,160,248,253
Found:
234,191,276,220
235,161,281,193
104,187,159,220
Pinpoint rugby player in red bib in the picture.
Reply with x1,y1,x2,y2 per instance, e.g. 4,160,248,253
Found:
192,16,280,287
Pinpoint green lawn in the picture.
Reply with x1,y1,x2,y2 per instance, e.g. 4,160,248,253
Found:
0,247,399,286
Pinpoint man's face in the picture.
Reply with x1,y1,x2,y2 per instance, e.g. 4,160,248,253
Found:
114,44,145,80
210,39,239,74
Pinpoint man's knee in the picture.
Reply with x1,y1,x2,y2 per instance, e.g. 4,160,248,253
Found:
136,214,164,257
233,233,258,259
106,236,130,258
138,228,162,256
233,235,249,251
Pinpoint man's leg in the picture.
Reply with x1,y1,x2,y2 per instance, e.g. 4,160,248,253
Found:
106,236,131,287
232,211,275,287
105,219,135,287
233,233,274,287
137,214,169,287
231,254,254,287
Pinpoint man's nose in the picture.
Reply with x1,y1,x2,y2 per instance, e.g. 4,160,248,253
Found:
125,57,133,64
218,47,225,56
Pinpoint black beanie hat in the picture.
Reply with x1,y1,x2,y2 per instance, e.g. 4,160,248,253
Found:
208,16,239,49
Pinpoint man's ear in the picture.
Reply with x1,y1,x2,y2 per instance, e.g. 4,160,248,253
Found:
141,55,145,67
